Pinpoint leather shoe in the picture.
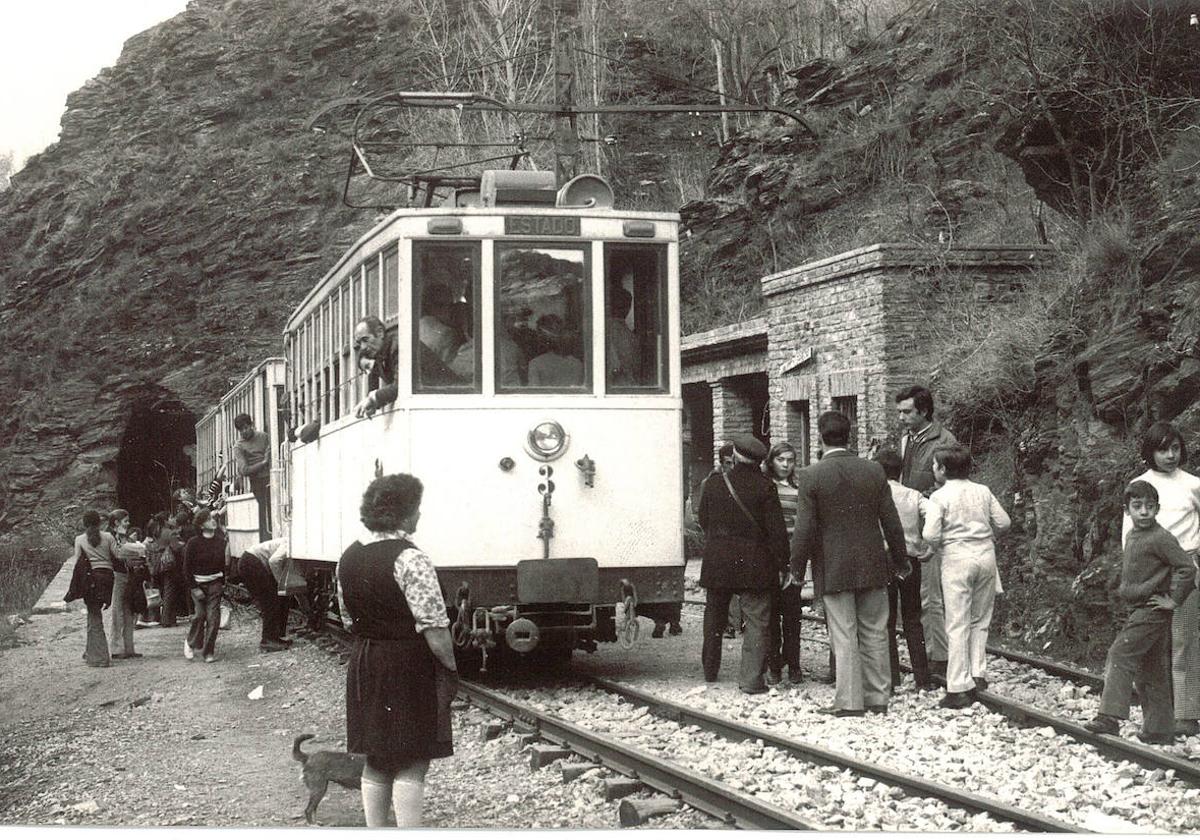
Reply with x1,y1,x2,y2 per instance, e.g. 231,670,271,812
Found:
1137,731,1175,746
817,706,865,717
1175,719,1200,737
740,684,769,695
973,677,989,692
765,670,782,687
929,659,948,678
915,681,936,692
939,691,975,709
1084,714,1120,736
866,704,888,715
668,622,683,636
651,624,665,639
259,639,289,653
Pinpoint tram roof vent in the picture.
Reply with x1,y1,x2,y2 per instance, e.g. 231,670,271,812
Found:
480,170,557,207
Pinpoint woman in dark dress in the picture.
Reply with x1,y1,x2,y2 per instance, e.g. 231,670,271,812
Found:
338,473,457,827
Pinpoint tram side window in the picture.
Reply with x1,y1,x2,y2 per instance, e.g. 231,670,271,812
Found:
604,244,668,392
412,242,480,393
496,244,590,392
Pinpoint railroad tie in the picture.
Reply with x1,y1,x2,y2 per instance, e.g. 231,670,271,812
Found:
529,744,573,769
603,778,644,801
480,722,507,741
618,796,679,827
560,761,598,783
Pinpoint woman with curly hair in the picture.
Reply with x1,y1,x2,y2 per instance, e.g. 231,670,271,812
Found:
337,473,457,827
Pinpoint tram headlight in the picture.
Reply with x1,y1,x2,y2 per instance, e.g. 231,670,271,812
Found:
526,420,568,461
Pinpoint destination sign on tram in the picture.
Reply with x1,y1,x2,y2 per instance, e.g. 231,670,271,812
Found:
504,216,581,237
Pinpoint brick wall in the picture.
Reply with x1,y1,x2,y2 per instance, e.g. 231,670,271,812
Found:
762,244,1053,457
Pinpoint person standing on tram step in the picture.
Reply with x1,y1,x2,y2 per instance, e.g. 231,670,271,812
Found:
337,473,457,826
106,509,146,660
233,413,271,542
791,411,911,716
763,441,803,686
697,434,789,694
183,508,228,663
895,385,957,679
238,537,292,652
1121,421,1200,737
67,511,119,667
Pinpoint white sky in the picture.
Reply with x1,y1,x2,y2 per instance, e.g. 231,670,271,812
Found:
0,0,191,170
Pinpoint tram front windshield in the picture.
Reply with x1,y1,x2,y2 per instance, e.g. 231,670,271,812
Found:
411,240,668,395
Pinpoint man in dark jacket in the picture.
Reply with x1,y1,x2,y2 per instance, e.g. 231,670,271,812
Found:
791,411,911,715
697,434,789,694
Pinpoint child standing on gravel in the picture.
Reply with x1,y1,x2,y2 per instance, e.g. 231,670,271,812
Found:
1086,480,1196,744
922,445,1010,709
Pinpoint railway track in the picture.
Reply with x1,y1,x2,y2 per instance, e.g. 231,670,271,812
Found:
459,680,819,829
229,589,1200,830
759,603,1200,786
580,675,1079,832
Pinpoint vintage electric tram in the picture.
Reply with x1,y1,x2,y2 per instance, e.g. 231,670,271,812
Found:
198,170,686,664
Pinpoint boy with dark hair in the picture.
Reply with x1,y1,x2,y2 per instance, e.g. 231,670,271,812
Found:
922,445,1010,708
875,449,933,691
1086,480,1196,743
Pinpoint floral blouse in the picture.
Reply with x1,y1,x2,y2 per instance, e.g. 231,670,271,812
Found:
337,530,450,634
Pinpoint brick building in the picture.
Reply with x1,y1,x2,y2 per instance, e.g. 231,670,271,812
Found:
681,243,1052,492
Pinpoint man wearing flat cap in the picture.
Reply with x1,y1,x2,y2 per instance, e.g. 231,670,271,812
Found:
697,433,790,693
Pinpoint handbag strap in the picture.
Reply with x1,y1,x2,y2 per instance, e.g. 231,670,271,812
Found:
721,471,766,539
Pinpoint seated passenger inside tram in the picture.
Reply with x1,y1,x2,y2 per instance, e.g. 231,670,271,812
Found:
606,280,637,386
449,299,526,386
418,282,462,365
527,314,584,387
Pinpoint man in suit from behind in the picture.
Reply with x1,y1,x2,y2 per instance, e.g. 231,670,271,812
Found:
791,411,911,716
697,434,790,694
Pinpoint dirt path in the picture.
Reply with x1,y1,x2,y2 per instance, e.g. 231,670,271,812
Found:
0,602,365,827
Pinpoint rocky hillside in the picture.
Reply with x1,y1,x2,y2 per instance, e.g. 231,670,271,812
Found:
677,0,1200,663
3,0,1199,663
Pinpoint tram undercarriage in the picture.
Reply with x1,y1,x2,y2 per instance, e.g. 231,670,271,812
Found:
294,558,683,669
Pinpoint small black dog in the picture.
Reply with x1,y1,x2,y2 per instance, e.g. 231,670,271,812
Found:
292,733,365,824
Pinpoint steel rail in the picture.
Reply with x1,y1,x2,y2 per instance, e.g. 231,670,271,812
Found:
587,676,1084,833
458,679,822,830
799,615,1199,783
682,598,1104,689
954,681,1200,786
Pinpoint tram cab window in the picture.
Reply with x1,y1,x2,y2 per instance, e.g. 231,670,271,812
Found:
413,242,480,393
605,244,668,393
496,244,590,392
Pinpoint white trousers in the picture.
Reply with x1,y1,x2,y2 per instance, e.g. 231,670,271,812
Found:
940,542,997,693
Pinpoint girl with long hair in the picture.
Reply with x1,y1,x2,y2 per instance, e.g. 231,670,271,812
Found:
70,511,119,667
763,442,803,685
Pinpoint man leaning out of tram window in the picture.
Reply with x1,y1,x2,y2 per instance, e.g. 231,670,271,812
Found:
353,316,401,419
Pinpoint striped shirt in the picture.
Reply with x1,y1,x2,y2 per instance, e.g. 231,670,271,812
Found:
774,479,799,538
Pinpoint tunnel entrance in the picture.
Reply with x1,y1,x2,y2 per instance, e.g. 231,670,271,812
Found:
116,397,196,528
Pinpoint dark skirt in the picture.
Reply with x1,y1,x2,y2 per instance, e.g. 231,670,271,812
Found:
346,636,453,762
